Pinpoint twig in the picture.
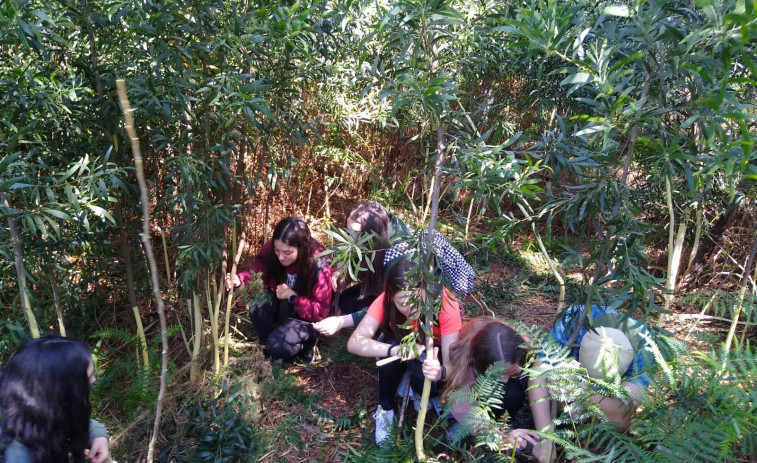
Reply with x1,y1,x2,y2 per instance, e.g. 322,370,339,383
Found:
376,355,400,367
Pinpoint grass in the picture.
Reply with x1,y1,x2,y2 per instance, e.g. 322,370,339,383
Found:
109,245,561,462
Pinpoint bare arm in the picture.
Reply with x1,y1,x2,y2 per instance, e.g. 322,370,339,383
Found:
528,360,556,463
347,314,396,357
313,314,355,336
592,381,643,432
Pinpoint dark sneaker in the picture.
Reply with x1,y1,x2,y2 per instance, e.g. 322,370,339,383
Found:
297,347,315,365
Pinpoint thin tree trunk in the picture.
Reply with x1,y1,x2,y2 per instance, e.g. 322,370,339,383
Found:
189,292,203,381
206,275,221,373
117,80,168,463
464,197,475,241
724,229,757,354
224,224,238,367
48,268,66,336
415,122,446,462
2,192,40,338
686,202,703,271
680,201,737,290
659,175,686,326
738,257,757,350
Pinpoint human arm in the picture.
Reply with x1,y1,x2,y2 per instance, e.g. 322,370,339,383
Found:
88,418,110,463
592,381,643,432
312,313,355,336
347,313,390,357
422,330,460,381
291,263,333,322
228,240,277,290
346,313,423,359
528,360,556,463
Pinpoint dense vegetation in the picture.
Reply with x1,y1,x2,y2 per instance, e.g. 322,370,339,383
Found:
1,0,756,461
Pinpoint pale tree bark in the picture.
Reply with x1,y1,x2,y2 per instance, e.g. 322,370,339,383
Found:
117,80,168,463
724,229,757,355
1,192,40,338
48,268,66,336
415,122,446,462
659,175,687,326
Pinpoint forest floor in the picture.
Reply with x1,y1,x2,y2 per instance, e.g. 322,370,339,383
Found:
106,200,751,462
239,254,565,463
227,254,740,463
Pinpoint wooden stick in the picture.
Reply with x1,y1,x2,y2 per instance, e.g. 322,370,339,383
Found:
376,355,400,367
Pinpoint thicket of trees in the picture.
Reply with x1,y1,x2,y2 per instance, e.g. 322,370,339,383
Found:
1,0,756,461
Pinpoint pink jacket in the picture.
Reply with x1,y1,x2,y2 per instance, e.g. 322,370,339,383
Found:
237,240,332,322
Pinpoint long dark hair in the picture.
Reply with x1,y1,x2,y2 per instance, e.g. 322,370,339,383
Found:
380,259,417,341
442,318,527,401
271,217,322,297
347,201,390,299
0,335,92,463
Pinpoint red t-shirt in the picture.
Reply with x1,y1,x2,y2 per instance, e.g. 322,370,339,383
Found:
365,287,462,341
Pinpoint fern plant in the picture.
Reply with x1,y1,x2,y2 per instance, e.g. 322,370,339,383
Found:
444,322,757,462
524,323,757,462
91,326,178,419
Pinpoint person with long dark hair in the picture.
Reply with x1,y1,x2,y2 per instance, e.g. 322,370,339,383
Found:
227,217,333,362
313,201,473,337
0,335,109,463
347,259,462,445
313,201,395,336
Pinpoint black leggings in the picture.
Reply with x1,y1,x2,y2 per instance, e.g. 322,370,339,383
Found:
336,285,377,315
249,291,319,360
377,336,443,410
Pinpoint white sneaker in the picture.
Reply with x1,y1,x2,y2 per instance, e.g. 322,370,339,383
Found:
373,406,395,445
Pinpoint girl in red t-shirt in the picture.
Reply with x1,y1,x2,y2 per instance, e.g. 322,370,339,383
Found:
347,259,461,445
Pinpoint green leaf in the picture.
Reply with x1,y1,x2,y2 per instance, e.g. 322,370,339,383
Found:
42,208,73,221
87,205,116,225
602,5,632,17
561,72,595,85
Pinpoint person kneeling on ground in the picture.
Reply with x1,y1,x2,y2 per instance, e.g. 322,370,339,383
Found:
314,201,473,337
227,217,333,363
529,305,655,463
347,259,462,446
442,317,541,452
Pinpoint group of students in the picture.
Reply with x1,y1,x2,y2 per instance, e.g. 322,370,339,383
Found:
225,201,655,462
0,202,654,463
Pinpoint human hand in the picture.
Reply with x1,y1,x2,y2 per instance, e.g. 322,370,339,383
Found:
507,428,540,451
225,273,241,292
397,344,424,361
531,439,555,463
313,316,344,336
88,436,110,463
276,283,294,300
422,346,442,381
